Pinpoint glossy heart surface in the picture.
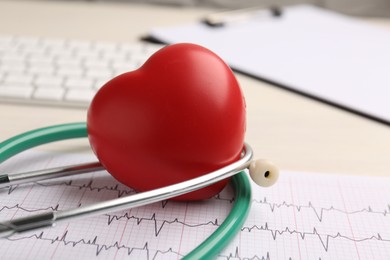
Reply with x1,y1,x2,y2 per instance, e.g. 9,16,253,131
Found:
87,43,246,200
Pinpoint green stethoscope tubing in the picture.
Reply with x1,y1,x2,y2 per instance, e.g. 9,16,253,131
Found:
0,122,252,259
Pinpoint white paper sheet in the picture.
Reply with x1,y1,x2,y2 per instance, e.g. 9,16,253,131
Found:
1,150,390,259
149,5,390,124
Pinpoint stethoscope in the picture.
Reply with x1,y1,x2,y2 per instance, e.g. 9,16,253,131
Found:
0,43,279,259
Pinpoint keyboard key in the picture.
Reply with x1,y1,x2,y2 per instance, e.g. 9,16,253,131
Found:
56,57,81,67
28,54,54,63
28,65,55,75
35,75,64,88
1,63,27,73
64,77,94,89
4,73,34,85
57,67,83,77
1,53,26,63
84,59,109,70
85,69,112,79
34,87,64,101
51,49,73,57
22,46,46,56
0,85,33,99
65,89,95,103
111,60,131,69
102,51,129,61
75,50,99,59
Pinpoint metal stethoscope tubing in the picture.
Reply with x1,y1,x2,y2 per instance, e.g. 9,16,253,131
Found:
0,142,279,239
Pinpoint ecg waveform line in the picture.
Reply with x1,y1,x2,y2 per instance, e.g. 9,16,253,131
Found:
8,231,274,260
7,219,389,260
105,212,219,237
7,231,182,259
13,180,385,223
241,222,390,252
218,247,271,260
251,197,390,222
3,202,389,254
106,211,390,252
5,184,388,224
215,194,390,222
2,194,390,229
4,176,388,224
0,180,136,197
0,204,59,213
36,180,136,197
0,185,18,195
0,203,219,238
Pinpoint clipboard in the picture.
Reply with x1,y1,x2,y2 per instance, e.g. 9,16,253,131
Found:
147,5,390,125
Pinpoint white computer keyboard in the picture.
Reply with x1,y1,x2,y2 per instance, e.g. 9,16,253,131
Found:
0,35,165,108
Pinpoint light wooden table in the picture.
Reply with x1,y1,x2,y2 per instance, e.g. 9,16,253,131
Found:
0,0,389,177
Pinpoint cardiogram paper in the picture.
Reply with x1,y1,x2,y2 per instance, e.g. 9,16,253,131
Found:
1,150,390,259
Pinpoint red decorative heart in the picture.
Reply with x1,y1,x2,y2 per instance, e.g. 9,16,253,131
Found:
87,43,246,200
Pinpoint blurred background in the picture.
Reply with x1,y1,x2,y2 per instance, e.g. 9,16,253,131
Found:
30,0,390,17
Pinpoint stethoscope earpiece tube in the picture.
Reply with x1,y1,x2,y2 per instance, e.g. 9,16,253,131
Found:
0,122,87,164
184,171,251,259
